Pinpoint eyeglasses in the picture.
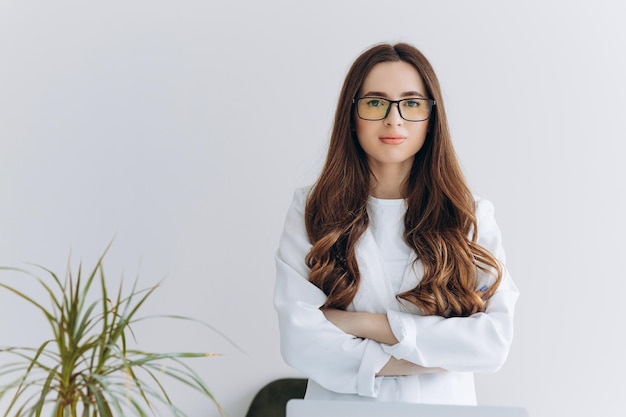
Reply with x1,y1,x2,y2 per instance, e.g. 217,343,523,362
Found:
353,97,436,122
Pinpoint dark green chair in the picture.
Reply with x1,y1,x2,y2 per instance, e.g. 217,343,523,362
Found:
245,378,307,417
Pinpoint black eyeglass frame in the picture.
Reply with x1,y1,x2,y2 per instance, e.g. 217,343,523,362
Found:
352,97,437,122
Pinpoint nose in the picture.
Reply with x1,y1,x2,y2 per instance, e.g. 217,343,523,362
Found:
384,102,403,126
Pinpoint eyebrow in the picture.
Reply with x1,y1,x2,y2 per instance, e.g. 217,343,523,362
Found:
361,90,426,98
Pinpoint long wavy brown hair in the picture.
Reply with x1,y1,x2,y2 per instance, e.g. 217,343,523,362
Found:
304,43,502,318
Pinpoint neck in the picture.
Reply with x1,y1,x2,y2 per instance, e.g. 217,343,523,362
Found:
369,162,411,199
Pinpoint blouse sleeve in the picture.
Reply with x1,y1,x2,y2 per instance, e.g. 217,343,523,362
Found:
383,197,519,374
273,188,391,397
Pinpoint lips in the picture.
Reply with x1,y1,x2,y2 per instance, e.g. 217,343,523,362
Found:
379,135,407,145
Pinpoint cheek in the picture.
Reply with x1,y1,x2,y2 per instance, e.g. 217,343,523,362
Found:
354,118,374,141
410,123,429,141
406,124,429,153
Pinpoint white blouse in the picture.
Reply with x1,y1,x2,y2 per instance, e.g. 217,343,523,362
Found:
274,187,519,405
367,196,411,294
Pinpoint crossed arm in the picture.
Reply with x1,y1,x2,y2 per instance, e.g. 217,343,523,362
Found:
321,308,445,376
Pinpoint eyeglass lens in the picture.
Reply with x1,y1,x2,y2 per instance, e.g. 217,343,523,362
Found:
357,98,431,121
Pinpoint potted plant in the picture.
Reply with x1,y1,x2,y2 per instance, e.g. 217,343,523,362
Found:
0,245,226,416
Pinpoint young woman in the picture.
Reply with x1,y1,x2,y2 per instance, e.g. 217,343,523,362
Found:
274,42,518,405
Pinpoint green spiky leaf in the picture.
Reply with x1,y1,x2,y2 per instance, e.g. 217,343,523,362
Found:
0,245,227,417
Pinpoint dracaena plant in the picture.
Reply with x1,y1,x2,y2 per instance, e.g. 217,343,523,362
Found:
0,246,225,417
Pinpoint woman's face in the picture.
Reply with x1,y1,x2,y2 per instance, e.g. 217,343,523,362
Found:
355,61,430,178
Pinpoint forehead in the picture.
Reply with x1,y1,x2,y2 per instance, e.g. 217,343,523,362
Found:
360,61,426,96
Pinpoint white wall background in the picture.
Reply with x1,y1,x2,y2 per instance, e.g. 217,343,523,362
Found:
1,1,625,416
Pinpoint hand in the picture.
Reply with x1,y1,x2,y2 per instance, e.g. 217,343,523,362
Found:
377,357,446,376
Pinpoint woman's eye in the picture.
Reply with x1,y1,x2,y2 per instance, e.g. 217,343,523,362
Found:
366,99,384,107
403,100,422,108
